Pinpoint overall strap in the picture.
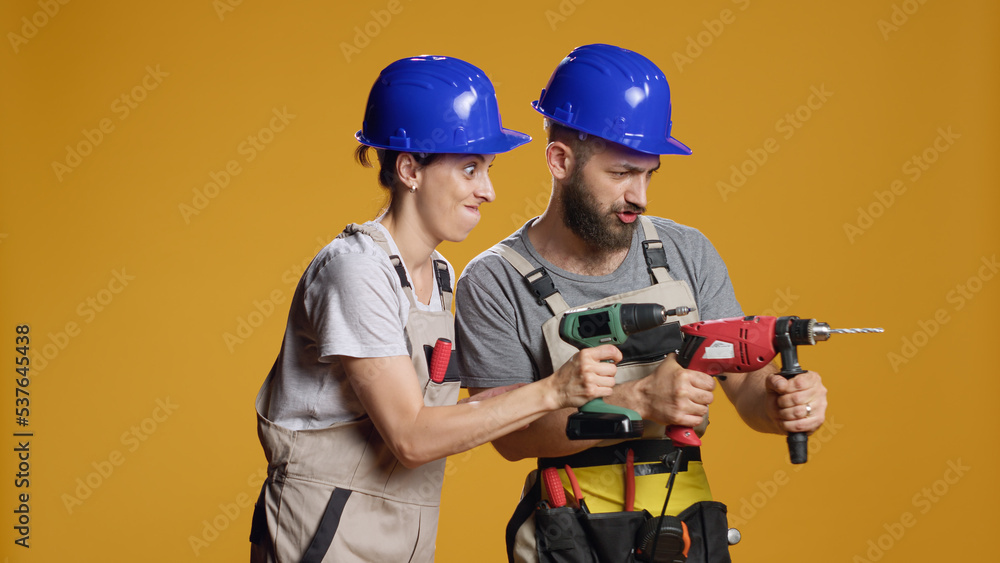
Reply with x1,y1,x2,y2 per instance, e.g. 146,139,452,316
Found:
491,243,570,316
433,259,453,311
639,216,675,285
300,487,353,563
339,223,449,309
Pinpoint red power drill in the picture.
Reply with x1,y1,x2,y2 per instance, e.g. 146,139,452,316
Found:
672,315,882,463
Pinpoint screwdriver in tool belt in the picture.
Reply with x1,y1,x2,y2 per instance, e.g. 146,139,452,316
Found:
541,467,566,508
429,338,451,383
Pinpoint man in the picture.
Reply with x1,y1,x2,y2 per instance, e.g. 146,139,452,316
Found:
455,44,827,562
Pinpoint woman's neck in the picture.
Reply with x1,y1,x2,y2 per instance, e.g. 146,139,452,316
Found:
379,207,439,304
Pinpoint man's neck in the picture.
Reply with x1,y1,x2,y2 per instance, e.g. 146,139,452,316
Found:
527,211,630,276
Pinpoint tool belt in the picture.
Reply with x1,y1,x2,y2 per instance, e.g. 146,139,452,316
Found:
539,441,701,473
533,499,731,563
507,440,732,563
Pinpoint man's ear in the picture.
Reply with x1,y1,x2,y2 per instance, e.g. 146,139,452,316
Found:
396,152,420,189
545,141,576,182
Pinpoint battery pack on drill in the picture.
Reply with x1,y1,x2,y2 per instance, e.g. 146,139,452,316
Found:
566,405,643,440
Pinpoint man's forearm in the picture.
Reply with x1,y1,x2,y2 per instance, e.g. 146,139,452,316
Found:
720,363,784,435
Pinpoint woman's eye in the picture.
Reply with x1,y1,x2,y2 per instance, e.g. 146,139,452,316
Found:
464,164,476,175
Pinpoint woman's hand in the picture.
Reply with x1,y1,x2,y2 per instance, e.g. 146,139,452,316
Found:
548,345,621,409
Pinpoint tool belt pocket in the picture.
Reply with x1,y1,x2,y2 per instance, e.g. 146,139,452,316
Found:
580,510,650,562
535,506,650,563
676,501,732,563
535,506,595,563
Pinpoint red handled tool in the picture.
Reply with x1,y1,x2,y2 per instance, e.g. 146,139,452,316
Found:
624,449,636,512
429,338,451,384
564,465,588,513
541,467,566,508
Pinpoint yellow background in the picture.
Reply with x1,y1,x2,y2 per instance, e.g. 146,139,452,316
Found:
2,0,997,561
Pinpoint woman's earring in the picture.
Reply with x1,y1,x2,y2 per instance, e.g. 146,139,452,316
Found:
409,184,417,194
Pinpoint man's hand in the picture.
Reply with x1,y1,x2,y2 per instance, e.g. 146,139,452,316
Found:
630,352,715,428
766,370,827,434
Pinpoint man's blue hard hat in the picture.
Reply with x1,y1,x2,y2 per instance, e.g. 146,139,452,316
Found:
532,44,692,156
357,56,530,154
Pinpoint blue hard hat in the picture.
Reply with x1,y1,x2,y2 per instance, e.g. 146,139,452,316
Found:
532,44,691,155
357,56,530,154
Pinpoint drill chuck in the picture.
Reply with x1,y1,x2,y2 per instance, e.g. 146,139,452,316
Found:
619,304,670,336
789,318,884,344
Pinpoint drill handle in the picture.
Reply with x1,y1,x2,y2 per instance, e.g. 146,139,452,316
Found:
778,347,805,377
780,363,809,465
775,317,809,464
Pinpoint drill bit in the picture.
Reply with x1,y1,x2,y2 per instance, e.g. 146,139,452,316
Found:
811,323,883,341
664,306,695,317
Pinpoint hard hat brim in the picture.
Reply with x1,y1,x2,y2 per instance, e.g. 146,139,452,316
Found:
533,101,692,156
356,128,531,155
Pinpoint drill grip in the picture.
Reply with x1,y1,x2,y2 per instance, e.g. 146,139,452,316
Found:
780,369,809,464
776,317,809,464
787,433,808,465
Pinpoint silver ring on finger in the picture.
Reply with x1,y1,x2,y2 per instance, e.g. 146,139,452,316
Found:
804,403,812,418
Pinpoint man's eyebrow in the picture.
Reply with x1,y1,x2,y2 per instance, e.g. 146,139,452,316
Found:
618,161,661,173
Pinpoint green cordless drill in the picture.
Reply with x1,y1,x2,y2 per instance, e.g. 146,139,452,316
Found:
559,303,691,440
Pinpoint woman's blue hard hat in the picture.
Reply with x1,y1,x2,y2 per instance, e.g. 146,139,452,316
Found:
357,56,530,154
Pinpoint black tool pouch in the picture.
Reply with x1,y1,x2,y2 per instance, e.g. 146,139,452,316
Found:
580,509,651,562
535,506,596,563
536,506,650,563
676,501,732,563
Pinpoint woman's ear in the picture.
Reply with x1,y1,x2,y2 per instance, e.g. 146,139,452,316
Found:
396,152,420,190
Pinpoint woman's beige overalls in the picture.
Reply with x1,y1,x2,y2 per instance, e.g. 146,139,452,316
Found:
497,217,717,562
250,224,461,563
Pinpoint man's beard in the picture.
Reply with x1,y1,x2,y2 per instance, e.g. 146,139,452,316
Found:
561,168,644,252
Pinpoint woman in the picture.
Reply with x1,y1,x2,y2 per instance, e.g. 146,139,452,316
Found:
249,56,621,562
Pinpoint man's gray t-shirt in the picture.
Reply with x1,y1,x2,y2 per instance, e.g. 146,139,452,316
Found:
455,216,742,388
